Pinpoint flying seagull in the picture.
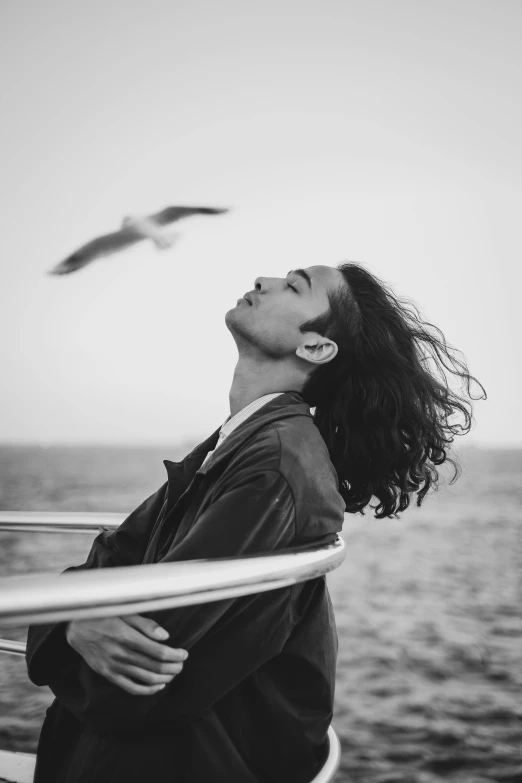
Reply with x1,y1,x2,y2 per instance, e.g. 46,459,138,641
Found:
48,206,229,275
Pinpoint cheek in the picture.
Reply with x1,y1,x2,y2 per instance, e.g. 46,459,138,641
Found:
262,312,302,350
235,298,302,354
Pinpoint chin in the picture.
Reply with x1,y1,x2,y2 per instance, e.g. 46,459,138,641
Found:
225,305,240,332
224,308,239,330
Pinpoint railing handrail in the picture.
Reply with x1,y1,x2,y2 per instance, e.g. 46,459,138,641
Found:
0,727,341,783
0,510,126,533
0,639,26,656
0,513,344,782
0,510,345,627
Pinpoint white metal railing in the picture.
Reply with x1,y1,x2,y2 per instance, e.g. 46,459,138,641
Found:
0,512,344,783
0,512,345,645
0,510,126,534
0,511,346,783
0,728,341,783
0,639,26,656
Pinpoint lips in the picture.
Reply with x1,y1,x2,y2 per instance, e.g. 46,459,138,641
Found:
243,294,253,305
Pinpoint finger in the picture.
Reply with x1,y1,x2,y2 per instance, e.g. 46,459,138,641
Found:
119,662,183,685
122,627,189,663
110,673,168,696
122,614,171,641
116,648,187,675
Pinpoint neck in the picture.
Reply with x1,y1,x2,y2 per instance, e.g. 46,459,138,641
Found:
228,355,304,417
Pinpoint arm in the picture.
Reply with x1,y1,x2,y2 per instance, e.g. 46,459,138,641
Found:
32,470,304,734
26,483,169,686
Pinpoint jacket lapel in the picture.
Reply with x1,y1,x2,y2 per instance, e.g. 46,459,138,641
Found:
162,426,221,512
195,391,313,476
150,391,313,562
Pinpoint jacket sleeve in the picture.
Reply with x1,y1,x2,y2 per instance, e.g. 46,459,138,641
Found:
29,470,310,734
25,482,169,687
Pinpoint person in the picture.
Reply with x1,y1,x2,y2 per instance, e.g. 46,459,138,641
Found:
25,262,485,782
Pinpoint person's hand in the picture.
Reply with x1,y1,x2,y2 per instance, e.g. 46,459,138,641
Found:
65,614,188,696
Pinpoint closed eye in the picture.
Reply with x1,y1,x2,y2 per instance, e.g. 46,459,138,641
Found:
287,283,297,292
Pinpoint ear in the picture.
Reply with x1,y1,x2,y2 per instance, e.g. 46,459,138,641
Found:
296,335,338,366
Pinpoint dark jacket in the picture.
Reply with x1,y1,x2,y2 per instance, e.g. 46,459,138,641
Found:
25,391,346,783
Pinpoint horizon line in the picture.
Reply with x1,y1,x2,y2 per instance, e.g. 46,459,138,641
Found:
0,439,521,451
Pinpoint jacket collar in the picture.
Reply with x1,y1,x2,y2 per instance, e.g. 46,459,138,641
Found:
195,390,312,476
162,425,221,496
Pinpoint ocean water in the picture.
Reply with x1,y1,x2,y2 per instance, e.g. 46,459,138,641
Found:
0,444,521,783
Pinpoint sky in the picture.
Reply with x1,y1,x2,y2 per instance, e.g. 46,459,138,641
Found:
0,0,520,447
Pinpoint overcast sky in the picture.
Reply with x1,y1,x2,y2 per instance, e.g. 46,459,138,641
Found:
0,0,520,447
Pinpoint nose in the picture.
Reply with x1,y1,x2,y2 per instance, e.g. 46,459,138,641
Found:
254,276,277,292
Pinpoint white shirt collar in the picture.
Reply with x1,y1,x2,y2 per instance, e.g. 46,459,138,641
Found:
201,392,285,465
219,392,285,441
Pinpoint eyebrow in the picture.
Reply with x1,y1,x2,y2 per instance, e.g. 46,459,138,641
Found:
287,268,312,290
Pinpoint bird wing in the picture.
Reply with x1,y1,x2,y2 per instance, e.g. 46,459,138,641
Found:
47,206,229,275
148,206,229,226
48,227,143,275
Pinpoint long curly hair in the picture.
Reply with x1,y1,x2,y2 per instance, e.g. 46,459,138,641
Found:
298,262,486,518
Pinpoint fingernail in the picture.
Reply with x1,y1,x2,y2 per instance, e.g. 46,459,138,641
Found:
182,651,189,660
154,628,169,639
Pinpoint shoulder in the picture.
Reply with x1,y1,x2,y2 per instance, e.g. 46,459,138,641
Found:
270,417,332,471
232,416,345,542
266,415,330,473
272,418,345,541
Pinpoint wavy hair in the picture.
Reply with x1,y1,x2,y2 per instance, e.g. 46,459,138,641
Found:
298,262,486,518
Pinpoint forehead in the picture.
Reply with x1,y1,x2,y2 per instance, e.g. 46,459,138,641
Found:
306,265,344,293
